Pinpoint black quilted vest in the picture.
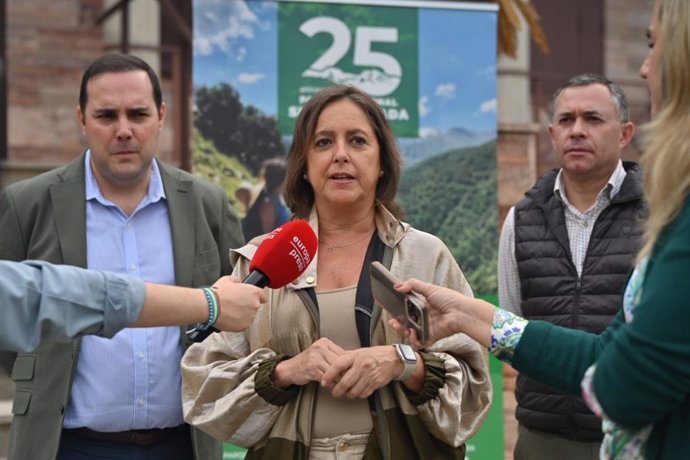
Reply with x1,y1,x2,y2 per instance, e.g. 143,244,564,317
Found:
513,161,646,441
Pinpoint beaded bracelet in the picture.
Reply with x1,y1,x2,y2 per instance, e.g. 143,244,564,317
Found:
199,287,219,330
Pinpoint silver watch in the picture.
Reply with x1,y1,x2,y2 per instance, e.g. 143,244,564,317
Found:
393,343,417,381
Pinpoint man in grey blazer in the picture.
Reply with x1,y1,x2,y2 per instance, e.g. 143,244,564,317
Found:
0,54,240,460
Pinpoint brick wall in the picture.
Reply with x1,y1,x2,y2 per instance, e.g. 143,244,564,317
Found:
3,0,177,172
5,0,105,165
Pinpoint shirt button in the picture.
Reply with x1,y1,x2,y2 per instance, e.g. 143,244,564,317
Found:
138,398,145,406
138,351,145,359
126,222,133,229
130,264,137,271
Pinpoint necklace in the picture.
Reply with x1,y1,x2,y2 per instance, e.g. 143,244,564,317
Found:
320,229,373,252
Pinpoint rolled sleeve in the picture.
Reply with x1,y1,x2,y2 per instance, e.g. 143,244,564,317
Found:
102,272,147,336
0,261,146,351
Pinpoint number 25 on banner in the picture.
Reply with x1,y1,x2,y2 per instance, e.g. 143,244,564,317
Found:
299,17,402,96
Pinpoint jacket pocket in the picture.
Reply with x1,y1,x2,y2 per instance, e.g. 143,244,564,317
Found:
195,246,220,268
11,354,35,381
194,247,221,284
12,390,32,415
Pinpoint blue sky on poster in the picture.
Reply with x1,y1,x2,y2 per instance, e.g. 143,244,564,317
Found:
193,0,496,135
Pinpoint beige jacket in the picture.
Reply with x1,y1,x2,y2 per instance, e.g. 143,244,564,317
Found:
181,205,492,459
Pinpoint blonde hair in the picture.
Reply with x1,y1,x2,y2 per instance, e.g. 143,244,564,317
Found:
637,0,690,263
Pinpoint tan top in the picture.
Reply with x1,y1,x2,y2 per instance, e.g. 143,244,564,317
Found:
312,286,373,438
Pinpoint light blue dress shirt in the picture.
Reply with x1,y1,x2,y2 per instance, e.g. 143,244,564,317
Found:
63,151,183,431
0,260,145,352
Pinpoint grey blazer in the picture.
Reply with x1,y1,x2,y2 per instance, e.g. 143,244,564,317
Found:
0,154,243,460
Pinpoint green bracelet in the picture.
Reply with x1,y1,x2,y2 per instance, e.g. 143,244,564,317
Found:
199,287,219,330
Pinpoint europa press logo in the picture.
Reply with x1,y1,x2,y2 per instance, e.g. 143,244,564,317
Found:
288,235,312,273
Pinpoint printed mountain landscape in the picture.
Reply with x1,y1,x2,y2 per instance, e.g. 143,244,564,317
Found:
398,139,498,294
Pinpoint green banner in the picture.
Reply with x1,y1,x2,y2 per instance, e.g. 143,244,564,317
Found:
278,3,419,136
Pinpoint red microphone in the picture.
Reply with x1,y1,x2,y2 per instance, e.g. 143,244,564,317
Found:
187,220,317,342
243,219,318,288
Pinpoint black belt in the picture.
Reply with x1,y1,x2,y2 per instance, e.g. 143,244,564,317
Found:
64,424,189,447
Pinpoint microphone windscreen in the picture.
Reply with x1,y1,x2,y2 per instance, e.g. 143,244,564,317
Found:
249,220,318,288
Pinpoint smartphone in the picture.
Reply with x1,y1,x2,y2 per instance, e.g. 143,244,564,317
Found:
370,261,428,343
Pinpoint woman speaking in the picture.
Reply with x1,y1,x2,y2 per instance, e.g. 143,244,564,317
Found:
180,85,492,460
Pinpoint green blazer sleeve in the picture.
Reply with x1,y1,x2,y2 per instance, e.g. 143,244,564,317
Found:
511,311,626,395
592,199,690,429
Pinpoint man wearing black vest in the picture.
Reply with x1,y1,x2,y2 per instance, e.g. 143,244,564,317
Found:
498,74,646,460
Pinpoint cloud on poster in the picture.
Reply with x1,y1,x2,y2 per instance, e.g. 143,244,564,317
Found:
477,65,497,77
434,83,456,99
480,99,497,113
418,96,430,117
419,127,438,138
194,0,273,57
239,73,266,84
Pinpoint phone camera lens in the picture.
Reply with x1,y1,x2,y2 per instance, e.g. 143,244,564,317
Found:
407,302,419,322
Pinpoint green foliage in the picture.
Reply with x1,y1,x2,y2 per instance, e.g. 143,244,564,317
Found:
399,140,498,294
194,83,286,174
192,131,257,218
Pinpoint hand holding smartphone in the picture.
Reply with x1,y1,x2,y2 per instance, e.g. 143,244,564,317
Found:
370,261,429,343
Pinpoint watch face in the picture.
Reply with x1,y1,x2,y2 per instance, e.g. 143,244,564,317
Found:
398,344,416,362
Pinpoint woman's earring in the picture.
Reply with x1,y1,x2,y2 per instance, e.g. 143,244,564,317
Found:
379,170,384,177
303,174,308,181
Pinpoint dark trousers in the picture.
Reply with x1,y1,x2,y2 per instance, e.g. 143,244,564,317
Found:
58,426,194,460
514,423,601,460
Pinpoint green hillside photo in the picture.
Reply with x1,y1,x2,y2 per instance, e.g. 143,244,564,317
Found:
399,140,498,294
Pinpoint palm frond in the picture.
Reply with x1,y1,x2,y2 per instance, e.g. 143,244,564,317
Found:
496,0,549,58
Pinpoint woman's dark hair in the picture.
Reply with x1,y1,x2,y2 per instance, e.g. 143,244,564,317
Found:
262,157,288,193
284,85,403,219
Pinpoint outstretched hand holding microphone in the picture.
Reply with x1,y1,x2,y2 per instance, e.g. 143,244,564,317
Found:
0,263,269,353
188,219,319,341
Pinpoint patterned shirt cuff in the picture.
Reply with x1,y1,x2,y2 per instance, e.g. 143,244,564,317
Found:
488,307,528,364
581,364,604,417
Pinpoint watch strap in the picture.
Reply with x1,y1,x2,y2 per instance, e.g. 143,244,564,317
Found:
393,343,417,381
